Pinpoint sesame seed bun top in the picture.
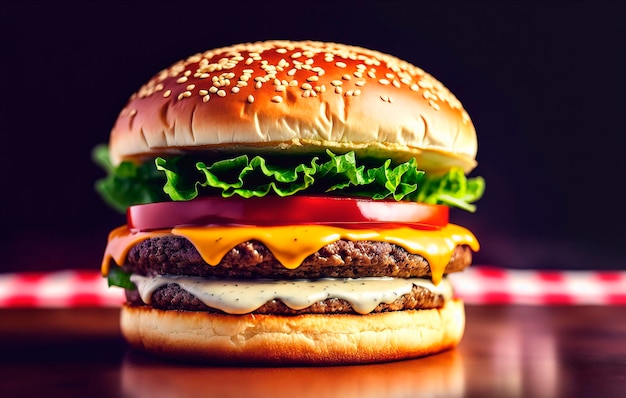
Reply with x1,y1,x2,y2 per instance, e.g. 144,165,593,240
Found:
109,40,478,173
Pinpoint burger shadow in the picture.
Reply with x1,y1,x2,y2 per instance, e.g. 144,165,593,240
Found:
121,347,466,398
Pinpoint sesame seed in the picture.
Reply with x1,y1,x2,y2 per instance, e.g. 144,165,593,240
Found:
289,80,298,87
353,71,363,78
271,95,283,103
301,82,313,90
334,86,343,94
385,73,394,79
287,68,297,76
183,90,192,97
129,109,137,117
355,80,366,87
378,79,390,85
163,89,172,98
184,70,192,77
324,56,334,63
344,90,354,97
240,75,250,81
392,80,401,88
247,95,255,103
291,51,302,58
177,93,185,100
242,69,254,74
217,89,226,97
255,81,262,89
199,89,209,96
209,86,218,93
202,94,211,102
335,61,347,68
418,80,432,88
307,75,319,82
302,90,311,98
330,80,342,86
186,84,195,90
176,76,188,84
275,85,286,92
342,74,351,80
429,100,441,110
276,48,288,54
410,84,419,92
367,71,376,79
231,87,240,93
245,58,254,65
354,89,361,96
199,73,210,79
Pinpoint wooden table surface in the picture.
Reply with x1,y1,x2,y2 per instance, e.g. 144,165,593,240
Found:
1,305,624,398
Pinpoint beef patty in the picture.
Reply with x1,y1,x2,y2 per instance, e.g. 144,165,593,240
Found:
125,236,472,279
125,283,445,315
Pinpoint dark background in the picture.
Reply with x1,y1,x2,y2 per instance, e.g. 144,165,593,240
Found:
1,1,623,272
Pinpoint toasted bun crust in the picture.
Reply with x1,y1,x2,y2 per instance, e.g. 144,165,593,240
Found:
120,299,465,365
110,40,477,173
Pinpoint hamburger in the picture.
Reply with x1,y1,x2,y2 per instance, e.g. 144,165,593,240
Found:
95,40,484,365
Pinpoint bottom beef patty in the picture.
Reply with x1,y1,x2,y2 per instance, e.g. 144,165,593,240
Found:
125,282,445,315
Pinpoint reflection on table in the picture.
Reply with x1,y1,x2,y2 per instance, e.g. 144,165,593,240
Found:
1,305,624,397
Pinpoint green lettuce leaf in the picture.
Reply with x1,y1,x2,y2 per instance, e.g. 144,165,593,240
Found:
155,150,427,201
107,266,135,290
94,146,484,212
92,144,169,213
416,168,485,212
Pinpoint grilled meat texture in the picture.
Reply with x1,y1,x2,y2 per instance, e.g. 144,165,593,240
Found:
125,283,445,314
125,236,472,279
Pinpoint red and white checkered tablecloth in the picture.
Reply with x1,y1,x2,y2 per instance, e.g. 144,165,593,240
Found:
0,267,624,308
449,267,626,305
0,270,123,308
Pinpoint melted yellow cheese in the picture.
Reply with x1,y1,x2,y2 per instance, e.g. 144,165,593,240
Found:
102,224,479,284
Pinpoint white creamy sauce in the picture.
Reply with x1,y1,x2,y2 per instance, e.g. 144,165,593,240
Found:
130,274,453,315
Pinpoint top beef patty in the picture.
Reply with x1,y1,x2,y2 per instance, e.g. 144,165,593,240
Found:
125,236,472,279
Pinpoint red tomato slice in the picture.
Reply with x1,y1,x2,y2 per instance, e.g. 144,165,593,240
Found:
127,196,448,231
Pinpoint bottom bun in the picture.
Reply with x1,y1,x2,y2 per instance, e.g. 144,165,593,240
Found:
120,299,465,365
